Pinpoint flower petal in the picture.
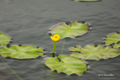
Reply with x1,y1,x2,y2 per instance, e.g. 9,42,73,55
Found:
50,36,55,41
50,34,60,42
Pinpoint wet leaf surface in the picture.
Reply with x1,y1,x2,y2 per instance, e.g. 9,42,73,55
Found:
45,55,87,75
50,21,89,39
69,45,120,60
0,45,44,59
0,32,10,46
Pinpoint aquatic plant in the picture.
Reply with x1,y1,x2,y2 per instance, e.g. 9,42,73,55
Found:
50,34,60,57
105,33,120,45
45,55,87,75
69,45,120,60
0,45,44,59
113,42,120,48
49,21,89,39
0,32,10,46
0,22,120,76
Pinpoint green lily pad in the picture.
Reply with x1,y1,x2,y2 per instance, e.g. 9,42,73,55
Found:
49,21,89,39
0,45,44,59
74,0,102,1
105,33,120,45
45,55,87,75
69,45,120,60
113,43,120,48
0,32,10,46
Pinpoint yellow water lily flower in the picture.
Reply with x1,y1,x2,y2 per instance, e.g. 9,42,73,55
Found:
50,34,60,42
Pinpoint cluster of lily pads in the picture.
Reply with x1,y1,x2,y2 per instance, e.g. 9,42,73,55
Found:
0,21,120,75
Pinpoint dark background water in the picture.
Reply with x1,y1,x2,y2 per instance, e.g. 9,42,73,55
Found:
0,0,120,80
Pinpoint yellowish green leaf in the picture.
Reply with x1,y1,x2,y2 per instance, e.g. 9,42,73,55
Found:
45,55,87,75
0,45,44,59
69,45,120,60
50,21,89,39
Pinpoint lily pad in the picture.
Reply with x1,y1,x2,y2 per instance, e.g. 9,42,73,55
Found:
0,32,10,46
105,33,120,45
69,45,120,60
45,55,87,75
49,21,89,38
74,0,102,1
0,45,44,59
113,43,120,48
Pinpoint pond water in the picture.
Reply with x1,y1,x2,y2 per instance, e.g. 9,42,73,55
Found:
0,0,120,80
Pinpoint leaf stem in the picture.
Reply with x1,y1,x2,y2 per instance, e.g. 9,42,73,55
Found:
0,56,22,80
89,61,97,67
21,64,44,75
52,41,57,57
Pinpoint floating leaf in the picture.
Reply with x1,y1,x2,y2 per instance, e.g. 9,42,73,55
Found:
105,33,120,45
69,45,120,60
45,55,87,75
0,32,10,46
113,43,120,48
50,21,89,38
0,45,44,59
74,0,102,1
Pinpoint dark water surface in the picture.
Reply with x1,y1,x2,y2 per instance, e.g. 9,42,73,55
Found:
0,0,120,80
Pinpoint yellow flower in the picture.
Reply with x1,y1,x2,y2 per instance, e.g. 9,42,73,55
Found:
50,34,60,42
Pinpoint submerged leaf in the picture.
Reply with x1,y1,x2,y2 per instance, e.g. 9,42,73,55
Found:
45,55,87,75
50,21,89,38
0,32,10,46
0,45,44,59
105,33,120,45
69,45,120,60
